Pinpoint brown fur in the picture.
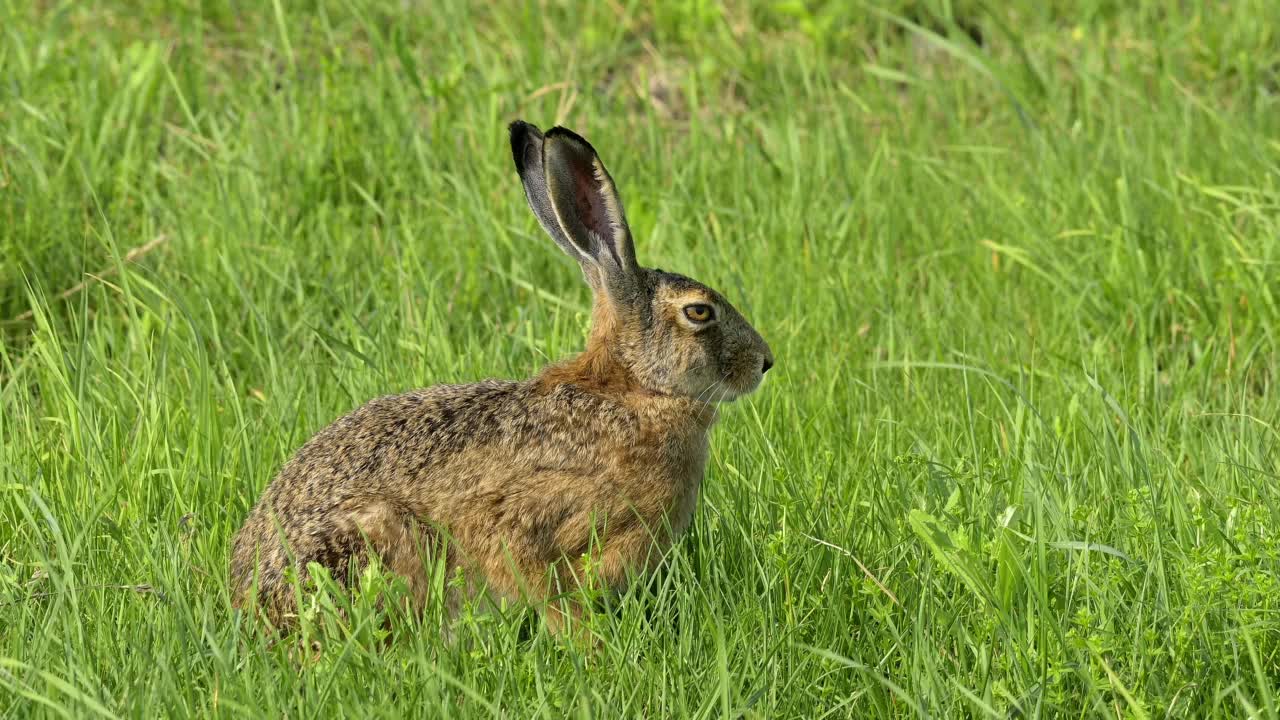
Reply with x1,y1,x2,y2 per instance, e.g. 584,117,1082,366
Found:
229,121,772,639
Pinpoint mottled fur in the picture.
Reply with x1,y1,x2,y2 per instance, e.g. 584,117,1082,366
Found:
229,121,773,637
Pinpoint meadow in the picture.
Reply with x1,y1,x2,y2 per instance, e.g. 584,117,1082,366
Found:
2,0,1279,716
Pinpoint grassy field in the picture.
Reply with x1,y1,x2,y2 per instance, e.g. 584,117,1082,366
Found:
3,0,1279,716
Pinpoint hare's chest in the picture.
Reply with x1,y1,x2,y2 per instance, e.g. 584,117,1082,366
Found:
667,439,708,537
628,427,710,536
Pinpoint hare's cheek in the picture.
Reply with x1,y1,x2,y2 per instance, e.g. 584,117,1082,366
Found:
675,366,713,399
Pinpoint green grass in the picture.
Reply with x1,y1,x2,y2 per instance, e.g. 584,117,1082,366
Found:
2,0,1279,716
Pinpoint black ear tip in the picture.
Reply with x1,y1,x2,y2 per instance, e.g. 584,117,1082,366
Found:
545,125,599,156
509,120,543,173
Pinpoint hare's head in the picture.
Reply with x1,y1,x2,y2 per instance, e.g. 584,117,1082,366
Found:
510,121,772,403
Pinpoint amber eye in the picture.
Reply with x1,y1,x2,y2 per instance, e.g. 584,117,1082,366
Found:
683,304,716,323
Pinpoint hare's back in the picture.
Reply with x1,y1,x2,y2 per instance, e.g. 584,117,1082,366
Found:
244,380,517,515
280,379,526,493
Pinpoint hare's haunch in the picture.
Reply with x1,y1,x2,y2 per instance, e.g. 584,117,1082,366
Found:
230,122,774,636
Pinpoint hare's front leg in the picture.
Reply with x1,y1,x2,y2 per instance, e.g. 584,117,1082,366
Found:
541,590,589,641
539,527,669,644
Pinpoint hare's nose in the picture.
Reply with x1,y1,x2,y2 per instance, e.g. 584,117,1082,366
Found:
761,357,774,375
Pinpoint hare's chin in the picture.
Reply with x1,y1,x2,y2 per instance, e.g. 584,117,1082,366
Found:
715,375,764,403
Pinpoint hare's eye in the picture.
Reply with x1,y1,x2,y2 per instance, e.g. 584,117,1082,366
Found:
683,304,715,323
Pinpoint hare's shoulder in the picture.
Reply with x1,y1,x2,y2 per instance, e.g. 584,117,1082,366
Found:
522,381,642,446
522,382,714,461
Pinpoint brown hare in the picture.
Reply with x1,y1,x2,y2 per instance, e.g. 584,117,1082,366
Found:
229,121,773,639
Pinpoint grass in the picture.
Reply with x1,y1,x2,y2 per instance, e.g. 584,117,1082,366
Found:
2,0,1279,716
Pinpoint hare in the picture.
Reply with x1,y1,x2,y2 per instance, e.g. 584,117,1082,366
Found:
229,121,773,638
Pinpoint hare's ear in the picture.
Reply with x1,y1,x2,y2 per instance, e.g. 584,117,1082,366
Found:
510,121,595,271
541,126,639,291
509,121,638,292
